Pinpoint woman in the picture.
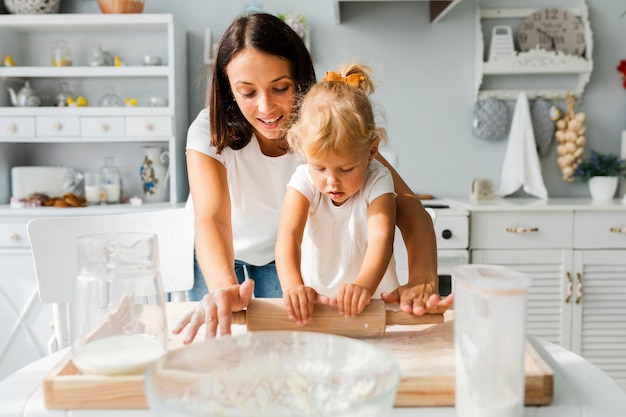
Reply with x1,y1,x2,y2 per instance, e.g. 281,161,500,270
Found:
172,13,452,343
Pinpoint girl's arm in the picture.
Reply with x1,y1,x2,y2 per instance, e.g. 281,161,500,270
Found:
336,192,396,317
275,187,322,323
374,154,453,314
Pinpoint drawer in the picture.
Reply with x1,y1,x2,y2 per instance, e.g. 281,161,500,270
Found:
0,117,35,138
0,221,30,248
126,116,172,137
81,116,125,137
36,116,80,137
470,211,574,249
574,211,626,249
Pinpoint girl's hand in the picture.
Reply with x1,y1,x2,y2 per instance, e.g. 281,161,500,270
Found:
282,285,329,324
331,284,372,318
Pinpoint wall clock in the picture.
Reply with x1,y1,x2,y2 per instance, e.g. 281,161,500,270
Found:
517,8,586,57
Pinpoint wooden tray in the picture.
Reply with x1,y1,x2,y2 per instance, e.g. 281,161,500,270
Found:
43,310,553,409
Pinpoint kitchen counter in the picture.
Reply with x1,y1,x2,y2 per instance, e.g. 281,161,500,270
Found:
0,201,184,216
446,197,626,212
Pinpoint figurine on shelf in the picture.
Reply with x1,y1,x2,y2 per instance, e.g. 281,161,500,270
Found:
114,55,125,67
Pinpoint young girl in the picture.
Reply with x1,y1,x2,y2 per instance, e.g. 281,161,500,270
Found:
276,63,399,324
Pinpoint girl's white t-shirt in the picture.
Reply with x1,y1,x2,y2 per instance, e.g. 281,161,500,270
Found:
186,109,302,265
287,159,400,298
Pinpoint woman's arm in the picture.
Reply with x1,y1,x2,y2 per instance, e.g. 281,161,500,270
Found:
172,150,252,341
374,153,453,314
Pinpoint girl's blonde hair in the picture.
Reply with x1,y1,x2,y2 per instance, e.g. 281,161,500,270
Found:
287,63,387,159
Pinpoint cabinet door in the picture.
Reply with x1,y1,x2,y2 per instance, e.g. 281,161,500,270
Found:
571,250,626,391
471,249,573,348
0,249,53,381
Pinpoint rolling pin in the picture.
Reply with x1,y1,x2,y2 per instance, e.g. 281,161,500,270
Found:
230,298,444,338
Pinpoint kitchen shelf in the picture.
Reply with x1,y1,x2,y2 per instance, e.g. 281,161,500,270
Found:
334,0,466,24
476,1,593,100
0,13,188,204
0,66,169,78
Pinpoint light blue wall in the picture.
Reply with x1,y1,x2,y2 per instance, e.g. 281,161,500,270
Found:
62,0,626,198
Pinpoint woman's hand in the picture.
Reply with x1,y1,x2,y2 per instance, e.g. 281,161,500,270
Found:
331,284,372,318
381,284,454,315
171,279,255,343
283,285,329,324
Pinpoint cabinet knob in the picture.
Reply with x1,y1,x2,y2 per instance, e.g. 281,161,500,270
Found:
8,232,19,242
144,123,154,132
99,123,110,132
6,123,17,133
441,229,453,239
609,227,626,234
52,122,63,131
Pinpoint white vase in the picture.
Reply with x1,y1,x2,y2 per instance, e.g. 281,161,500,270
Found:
588,176,618,201
140,147,170,203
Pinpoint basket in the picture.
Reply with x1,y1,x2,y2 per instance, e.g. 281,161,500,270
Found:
97,0,144,14
4,0,61,13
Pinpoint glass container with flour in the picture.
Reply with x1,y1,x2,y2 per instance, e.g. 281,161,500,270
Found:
70,233,167,376
453,264,530,417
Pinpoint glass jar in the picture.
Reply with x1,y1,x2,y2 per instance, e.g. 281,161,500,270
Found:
100,157,122,204
55,82,75,107
98,86,123,107
51,40,73,67
71,233,167,376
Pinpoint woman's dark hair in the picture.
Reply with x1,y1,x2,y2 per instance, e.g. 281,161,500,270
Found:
209,13,316,153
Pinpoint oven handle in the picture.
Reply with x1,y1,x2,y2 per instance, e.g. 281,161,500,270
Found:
437,253,469,265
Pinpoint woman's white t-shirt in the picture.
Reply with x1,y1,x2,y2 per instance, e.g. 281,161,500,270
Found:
287,159,400,298
186,109,302,265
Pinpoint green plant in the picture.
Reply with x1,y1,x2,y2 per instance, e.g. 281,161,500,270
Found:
571,150,625,181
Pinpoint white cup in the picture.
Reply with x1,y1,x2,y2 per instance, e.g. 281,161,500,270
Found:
84,172,103,204
453,264,530,417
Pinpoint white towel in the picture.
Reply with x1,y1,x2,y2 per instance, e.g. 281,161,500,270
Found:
497,92,548,199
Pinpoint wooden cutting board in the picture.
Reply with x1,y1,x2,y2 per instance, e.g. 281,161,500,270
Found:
43,303,553,409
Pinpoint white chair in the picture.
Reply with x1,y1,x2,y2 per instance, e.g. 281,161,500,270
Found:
27,207,194,353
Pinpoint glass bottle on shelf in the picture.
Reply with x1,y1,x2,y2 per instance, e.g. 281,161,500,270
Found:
100,157,122,204
55,82,75,107
98,86,123,107
51,40,73,67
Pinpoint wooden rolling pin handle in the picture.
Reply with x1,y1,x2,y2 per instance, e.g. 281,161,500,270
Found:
385,309,444,326
232,310,246,325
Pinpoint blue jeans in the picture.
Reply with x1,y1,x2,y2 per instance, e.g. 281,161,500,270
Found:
188,255,283,301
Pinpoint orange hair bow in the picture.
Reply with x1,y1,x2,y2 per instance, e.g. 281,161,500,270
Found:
322,71,364,87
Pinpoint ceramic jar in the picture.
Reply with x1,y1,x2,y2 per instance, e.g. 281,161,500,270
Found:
140,147,170,203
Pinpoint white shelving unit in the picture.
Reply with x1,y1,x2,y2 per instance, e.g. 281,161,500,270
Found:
476,2,593,100
0,13,188,203
334,0,466,24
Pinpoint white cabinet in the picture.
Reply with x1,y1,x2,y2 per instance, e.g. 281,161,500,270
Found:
476,1,593,100
0,216,52,381
0,13,188,203
466,200,626,390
